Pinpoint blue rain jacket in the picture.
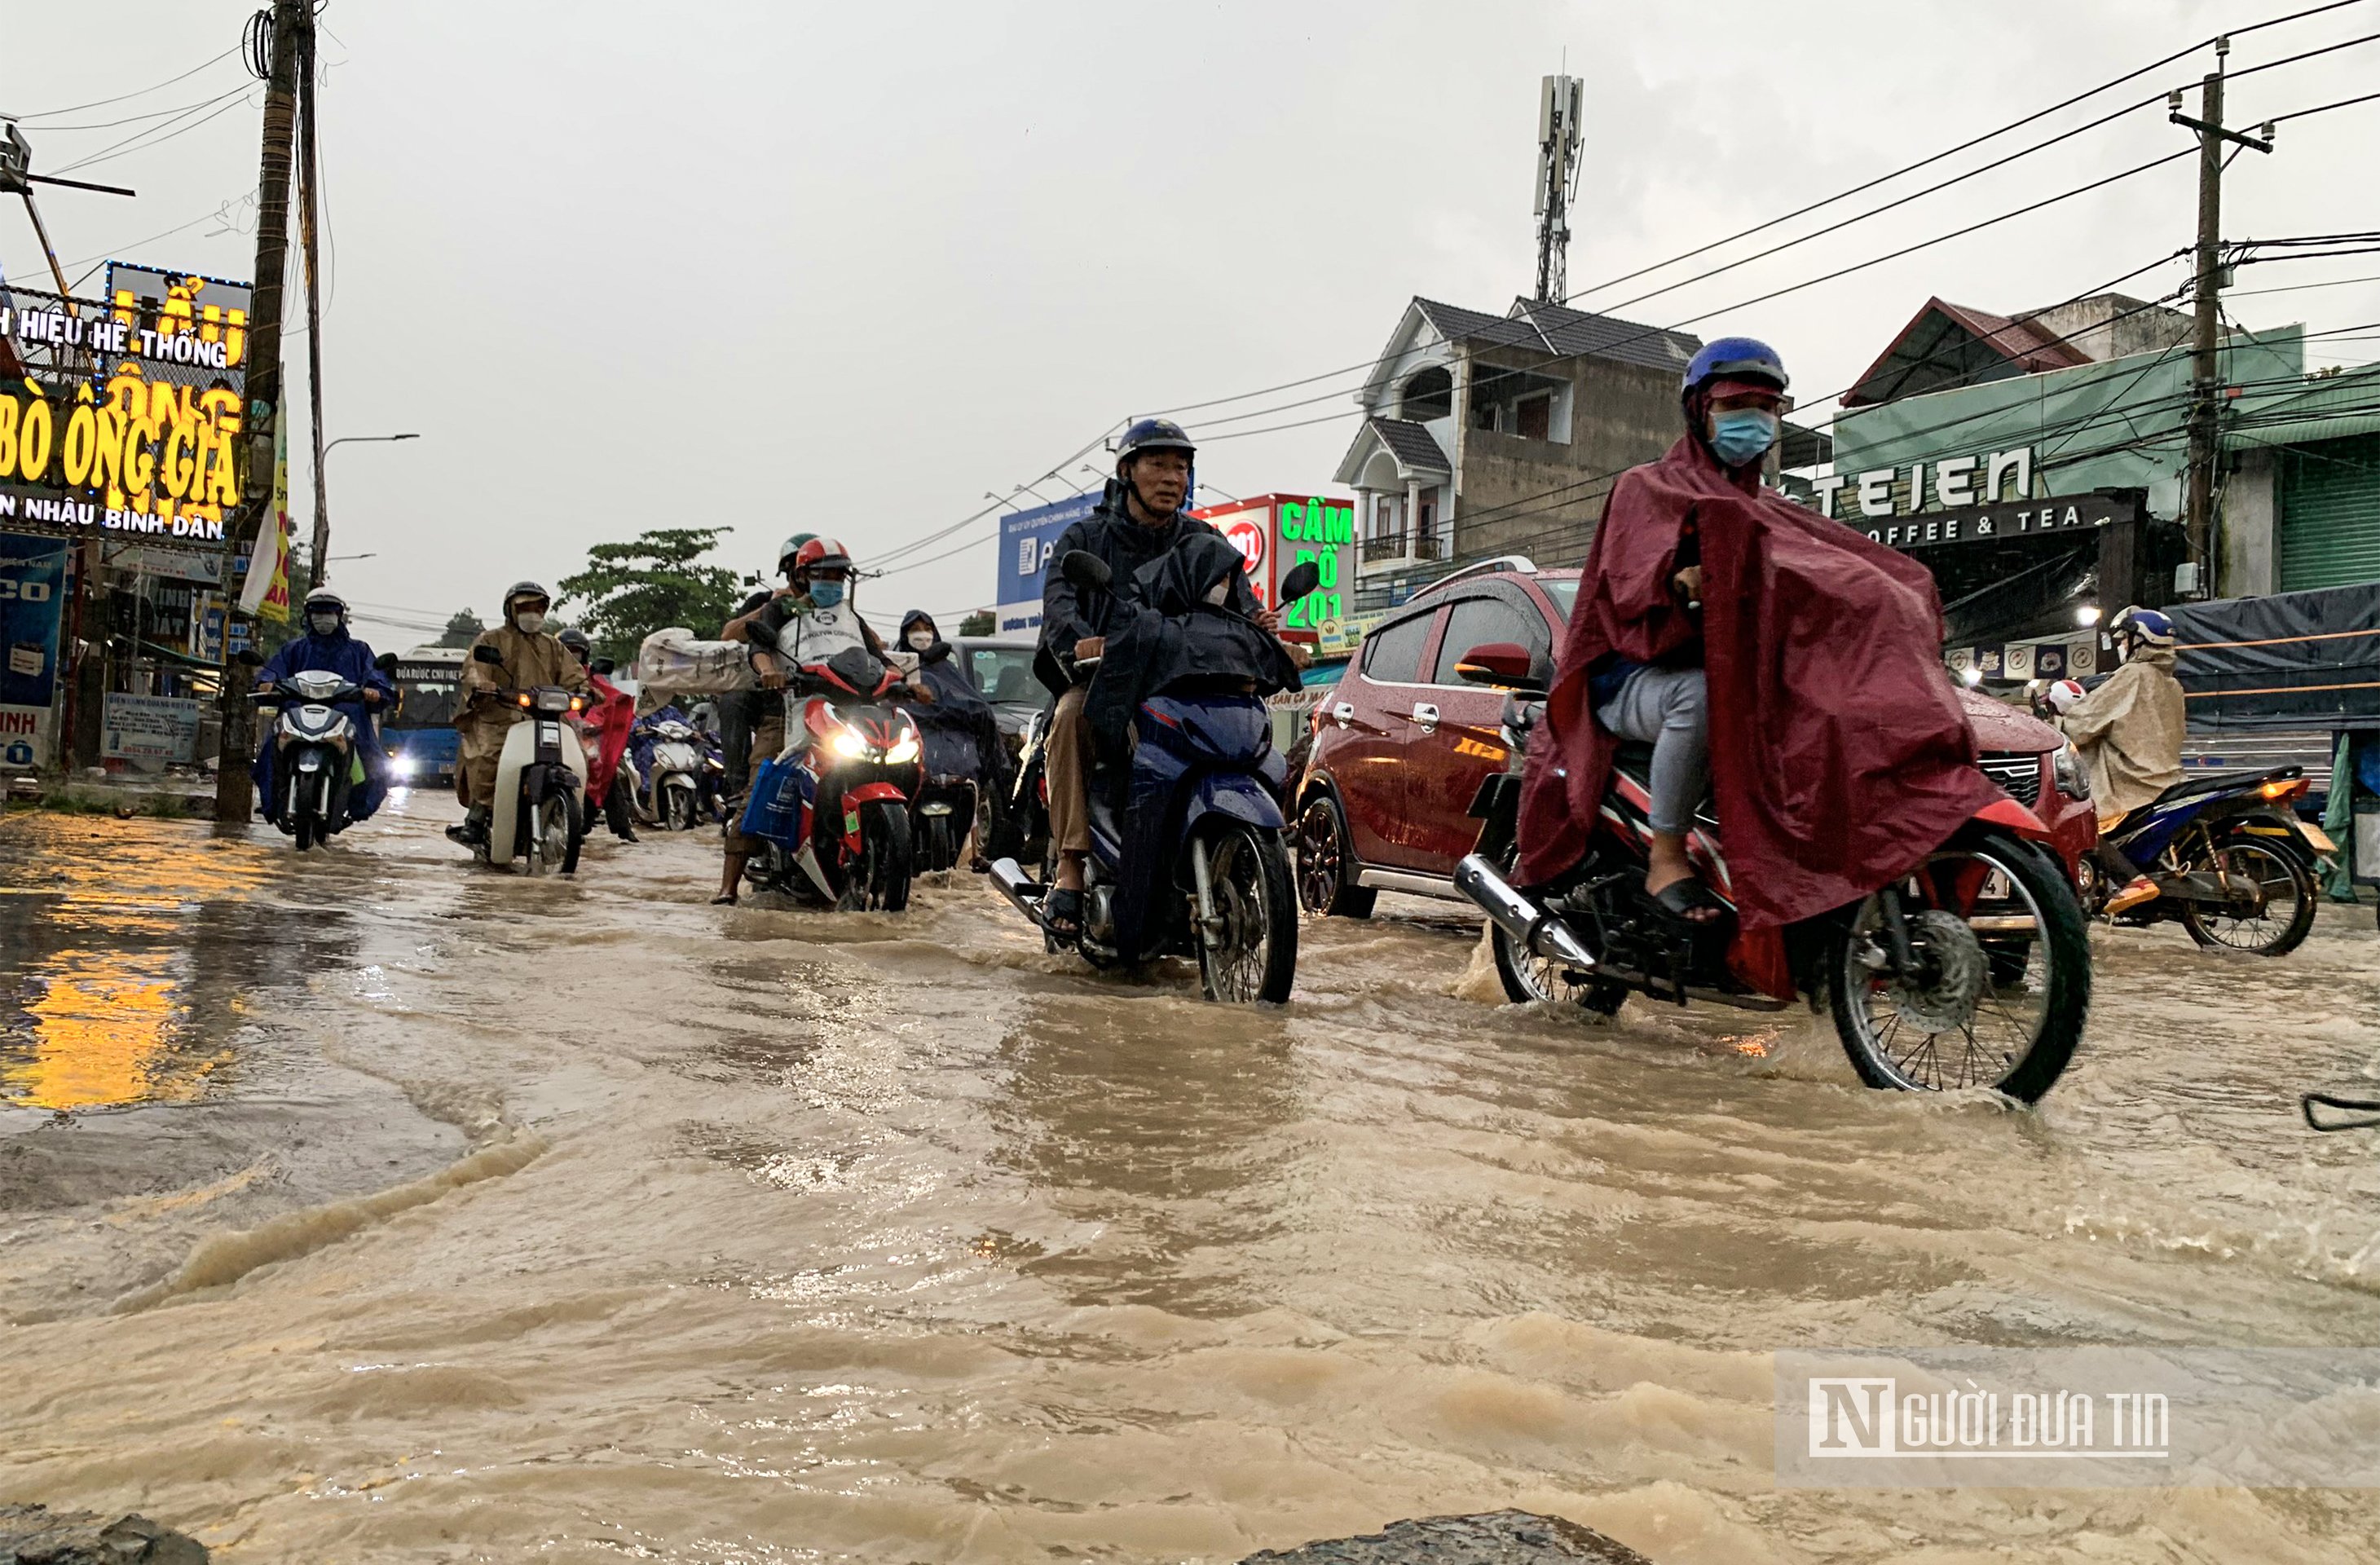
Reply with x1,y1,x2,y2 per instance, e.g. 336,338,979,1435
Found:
253,628,396,823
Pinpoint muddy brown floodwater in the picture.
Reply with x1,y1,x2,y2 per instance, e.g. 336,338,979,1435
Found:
3,791,2380,1563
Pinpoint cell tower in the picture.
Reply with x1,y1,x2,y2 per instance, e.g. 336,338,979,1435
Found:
1533,74,1584,304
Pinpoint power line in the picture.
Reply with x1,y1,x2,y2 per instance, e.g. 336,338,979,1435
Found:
5,44,244,121
52,86,258,175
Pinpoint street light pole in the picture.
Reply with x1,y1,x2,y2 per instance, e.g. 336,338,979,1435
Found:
312,432,419,590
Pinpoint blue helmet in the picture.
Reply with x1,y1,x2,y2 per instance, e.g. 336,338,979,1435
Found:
1682,336,1789,398
2110,605,2175,648
1116,417,1197,468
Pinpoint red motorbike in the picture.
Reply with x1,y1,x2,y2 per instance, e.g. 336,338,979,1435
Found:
739,641,923,910
1450,642,2091,1103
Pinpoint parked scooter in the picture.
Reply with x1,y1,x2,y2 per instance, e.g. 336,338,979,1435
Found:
988,551,1318,1004
465,642,591,875
736,633,922,910
1448,640,2091,1101
2082,766,2326,955
254,660,384,851
630,712,710,831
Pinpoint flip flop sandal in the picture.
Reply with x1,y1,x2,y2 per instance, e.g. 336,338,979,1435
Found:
711,893,739,906
1042,886,1084,942
1651,876,1731,925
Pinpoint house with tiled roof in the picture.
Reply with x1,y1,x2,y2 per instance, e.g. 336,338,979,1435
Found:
1332,294,1700,595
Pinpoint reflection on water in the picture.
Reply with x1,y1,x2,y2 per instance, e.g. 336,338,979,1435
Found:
0,815,320,1111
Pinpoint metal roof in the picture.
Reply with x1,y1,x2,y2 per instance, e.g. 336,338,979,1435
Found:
1409,296,1702,375
1365,417,1451,474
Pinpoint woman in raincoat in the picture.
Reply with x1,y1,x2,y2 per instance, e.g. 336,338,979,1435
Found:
896,610,1010,869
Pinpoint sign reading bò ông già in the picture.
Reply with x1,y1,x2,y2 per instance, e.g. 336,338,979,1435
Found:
0,264,251,544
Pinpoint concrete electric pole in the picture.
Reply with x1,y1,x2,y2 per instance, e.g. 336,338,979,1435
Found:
214,0,311,826
2169,39,2272,595
1533,74,1584,306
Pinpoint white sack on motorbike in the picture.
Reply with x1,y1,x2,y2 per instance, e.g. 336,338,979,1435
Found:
632,627,756,696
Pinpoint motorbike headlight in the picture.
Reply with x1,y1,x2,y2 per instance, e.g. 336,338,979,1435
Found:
2053,742,2090,801
829,728,871,760
885,736,920,765
388,756,415,779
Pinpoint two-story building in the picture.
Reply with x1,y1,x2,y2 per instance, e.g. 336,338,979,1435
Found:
1332,296,1700,602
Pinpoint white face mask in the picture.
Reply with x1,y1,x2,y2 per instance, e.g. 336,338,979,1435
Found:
1204,577,1232,606
308,614,339,636
513,611,545,635
907,630,934,650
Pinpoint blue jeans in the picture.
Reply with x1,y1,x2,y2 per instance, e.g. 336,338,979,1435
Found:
1595,666,1708,836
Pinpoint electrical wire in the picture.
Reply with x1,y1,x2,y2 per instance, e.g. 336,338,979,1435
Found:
6,44,244,121
51,85,257,175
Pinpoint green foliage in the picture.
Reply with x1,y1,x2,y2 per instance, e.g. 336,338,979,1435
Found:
438,609,485,648
958,609,995,637
558,527,741,664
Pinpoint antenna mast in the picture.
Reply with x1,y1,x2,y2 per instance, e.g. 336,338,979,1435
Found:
1533,73,1584,304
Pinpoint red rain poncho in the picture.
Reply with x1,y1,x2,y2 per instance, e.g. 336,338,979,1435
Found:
580,672,637,801
1515,433,2003,949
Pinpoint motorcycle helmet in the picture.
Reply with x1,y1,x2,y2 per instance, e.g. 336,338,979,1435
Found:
302,589,346,635
777,532,818,577
503,580,551,611
2109,605,2175,650
1114,417,1197,469
558,627,593,665
1682,336,1790,400
2046,678,2087,715
791,537,853,580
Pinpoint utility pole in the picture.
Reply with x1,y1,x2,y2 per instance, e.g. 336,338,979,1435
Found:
1533,74,1584,305
297,15,329,594
2170,39,2272,595
214,0,310,826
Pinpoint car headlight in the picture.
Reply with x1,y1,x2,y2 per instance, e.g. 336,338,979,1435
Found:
388,756,415,779
829,728,871,760
2053,742,2090,801
885,736,920,765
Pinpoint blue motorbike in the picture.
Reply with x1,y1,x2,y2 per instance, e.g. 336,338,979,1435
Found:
989,552,1318,1004
2086,765,2325,956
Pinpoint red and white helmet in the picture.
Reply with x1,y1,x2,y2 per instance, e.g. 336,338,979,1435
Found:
2046,678,2087,715
791,536,853,578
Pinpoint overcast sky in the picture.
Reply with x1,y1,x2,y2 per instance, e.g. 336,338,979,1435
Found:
7,1,2378,650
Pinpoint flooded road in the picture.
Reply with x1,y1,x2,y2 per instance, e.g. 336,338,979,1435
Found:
3,792,2380,1563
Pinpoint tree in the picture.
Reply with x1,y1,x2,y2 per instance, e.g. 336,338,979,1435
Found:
437,609,484,648
558,527,742,663
958,609,995,637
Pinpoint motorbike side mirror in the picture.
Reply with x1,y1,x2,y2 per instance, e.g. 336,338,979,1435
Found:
1060,550,1112,593
1277,561,1322,603
591,657,616,676
742,617,781,652
374,651,400,674
234,647,263,669
1454,641,1546,693
471,643,506,665
918,641,952,668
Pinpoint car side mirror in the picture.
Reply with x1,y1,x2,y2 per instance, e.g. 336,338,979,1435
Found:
374,650,400,674
1060,549,1112,592
1277,561,1322,603
471,643,505,665
1454,641,1545,692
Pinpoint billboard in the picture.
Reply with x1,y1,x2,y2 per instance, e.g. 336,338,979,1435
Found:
1189,493,1355,641
0,533,68,710
995,493,1099,635
0,264,252,545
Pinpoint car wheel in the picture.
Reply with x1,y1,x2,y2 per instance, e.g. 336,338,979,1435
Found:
1294,792,1374,919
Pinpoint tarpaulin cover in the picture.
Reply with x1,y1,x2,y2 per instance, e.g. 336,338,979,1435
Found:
1516,432,2002,990
2167,584,2380,731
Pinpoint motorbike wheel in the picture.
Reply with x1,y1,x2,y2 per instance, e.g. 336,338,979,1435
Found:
294,805,319,852
2181,836,2316,956
1196,821,1298,1004
666,785,697,833
856,799,912,912
920,813,954,875
1294,792,1375,919
1487,846,1628,1014
1830,833,2089,1103
527,791,580,876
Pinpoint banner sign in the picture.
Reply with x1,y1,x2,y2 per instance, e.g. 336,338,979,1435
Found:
1859,489,2139,554
100,692,201,762
995,493,1099,635
1188,493,1355,639
0,267,251,544
0,532,68,709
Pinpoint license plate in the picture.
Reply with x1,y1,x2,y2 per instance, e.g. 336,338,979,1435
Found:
2300,823,2338,853
1981,869,2012,901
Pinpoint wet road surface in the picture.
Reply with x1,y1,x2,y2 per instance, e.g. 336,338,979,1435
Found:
2,791,2379,1562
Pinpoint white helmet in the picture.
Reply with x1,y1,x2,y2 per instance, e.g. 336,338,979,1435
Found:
2047,678,2087,715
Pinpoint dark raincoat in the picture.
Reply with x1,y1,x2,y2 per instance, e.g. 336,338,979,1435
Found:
1035,479,1239,696
897,611,1003,786
253,626,396,822
1515,431,2000,990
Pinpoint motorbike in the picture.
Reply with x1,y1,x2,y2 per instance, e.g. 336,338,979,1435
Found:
987,552,1318,1005
628,713,711,831
255,666,375,851
2080,766,2325,956
1448,640,2091,1102
913,776,979,874
736,634,921,911
465,643,591,875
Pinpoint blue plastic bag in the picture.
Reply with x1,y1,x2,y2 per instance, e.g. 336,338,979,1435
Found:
738,755,810,849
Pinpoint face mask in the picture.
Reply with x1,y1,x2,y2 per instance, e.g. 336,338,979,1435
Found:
1708,408,1780,468
308,614,339,637
513,611,545,634
1204,577,1232,606
809,580,845,609
906,630,934,650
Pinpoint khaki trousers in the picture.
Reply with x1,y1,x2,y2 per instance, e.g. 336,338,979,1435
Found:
1046,686,1092,856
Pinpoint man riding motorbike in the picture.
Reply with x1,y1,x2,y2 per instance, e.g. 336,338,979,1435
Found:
1514,334,2003,986
447,581,590,847
253,589,394,828
561,627,639,843
897,608,1010,871
721,534,815,800
713,537,917,904
1034,417,1276,940
2057,605,2187,914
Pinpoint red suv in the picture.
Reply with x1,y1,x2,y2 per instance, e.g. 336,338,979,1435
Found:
1293,560,2094,917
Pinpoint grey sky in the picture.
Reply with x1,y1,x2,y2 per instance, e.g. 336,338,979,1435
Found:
7,1,2378,650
